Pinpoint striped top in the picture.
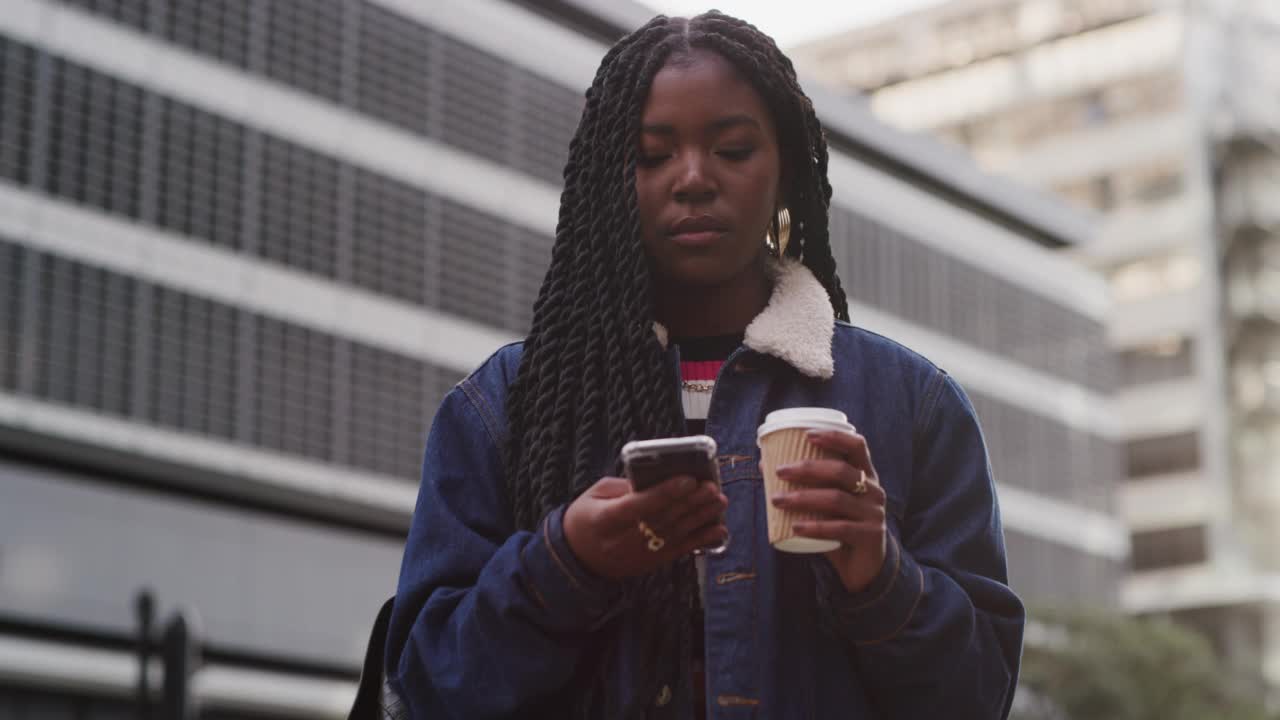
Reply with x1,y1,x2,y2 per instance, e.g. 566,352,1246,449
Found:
680,360,723,433
676,333,742,435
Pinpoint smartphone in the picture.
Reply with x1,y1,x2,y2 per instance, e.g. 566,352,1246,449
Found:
621,435,720,492
620,435,728,554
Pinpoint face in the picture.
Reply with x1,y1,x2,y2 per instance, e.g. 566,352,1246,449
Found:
635,49,783,289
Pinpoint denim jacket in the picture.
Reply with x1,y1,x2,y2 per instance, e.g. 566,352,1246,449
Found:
386,260,1025,718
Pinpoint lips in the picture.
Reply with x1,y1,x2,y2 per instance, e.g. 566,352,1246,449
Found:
668,215,729,246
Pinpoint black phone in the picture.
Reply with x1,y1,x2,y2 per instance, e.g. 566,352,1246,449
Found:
621,435,720,492
621,435,728,554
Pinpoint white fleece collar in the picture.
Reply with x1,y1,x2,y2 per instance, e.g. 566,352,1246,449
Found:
654,258,836,380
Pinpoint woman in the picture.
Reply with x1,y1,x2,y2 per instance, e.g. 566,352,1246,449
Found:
385,11,1024,719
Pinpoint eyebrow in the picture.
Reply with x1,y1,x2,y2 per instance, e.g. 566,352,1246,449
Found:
640,114,762,135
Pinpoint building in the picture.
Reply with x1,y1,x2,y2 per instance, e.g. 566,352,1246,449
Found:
790,0,1280,693
0,0,1120,715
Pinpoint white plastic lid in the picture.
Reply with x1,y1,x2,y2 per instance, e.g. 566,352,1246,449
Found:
757,407,855,441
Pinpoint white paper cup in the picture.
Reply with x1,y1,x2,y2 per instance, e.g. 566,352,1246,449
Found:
757,408,856,553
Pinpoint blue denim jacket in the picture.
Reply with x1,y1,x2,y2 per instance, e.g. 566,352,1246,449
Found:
387,261,1025,718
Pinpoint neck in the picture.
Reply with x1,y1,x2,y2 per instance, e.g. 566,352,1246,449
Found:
653,262,771,339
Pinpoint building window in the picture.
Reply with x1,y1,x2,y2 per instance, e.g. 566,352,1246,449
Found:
1130,525,1208,571
1119,337,1195,386
1125,430,1200,478
1110,252,1202,303
1112,157,1186,207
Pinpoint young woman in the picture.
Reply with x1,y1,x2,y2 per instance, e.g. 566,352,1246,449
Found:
385,11,1024,719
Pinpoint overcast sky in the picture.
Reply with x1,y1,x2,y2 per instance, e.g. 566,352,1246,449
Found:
640,0,947,48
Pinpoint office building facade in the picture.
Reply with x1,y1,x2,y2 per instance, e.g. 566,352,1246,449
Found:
790,0,1280,692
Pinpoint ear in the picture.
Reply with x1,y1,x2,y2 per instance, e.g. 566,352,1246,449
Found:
776,155,794,214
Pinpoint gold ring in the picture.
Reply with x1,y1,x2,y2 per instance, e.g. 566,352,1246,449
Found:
638,521,666,552
852,471,869,495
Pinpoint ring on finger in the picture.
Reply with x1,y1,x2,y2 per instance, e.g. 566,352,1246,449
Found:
852,470,869,496
637,520,666,552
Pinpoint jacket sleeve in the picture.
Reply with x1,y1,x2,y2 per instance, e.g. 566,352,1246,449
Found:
812,371,1025,719
384,380,622,718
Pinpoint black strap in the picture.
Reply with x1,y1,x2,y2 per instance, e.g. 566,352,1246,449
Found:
348,596,399,720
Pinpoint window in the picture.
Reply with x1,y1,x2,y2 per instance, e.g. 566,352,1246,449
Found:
44,61,147,218
1100,72,1182,122
348,343,439,479
58,0,151,30
1229,329,1280,414
1113,157,1186,207
357,1,437,138
352,167,430,305
1126,431,1200,478
1006,529,1123,606
253,316,335,462
146,287,238,439
968,391,1120,512
1119,337,1195,386
264,0,346,103
156,99,245,249
1130,525,1208,571
0,38,37,186
1052,177,1105,211
258,136,341,278
164,0,254,70
1111,253,1201,302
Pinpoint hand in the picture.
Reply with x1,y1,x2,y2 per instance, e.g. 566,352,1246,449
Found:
770,431,887,593
563,475,729,580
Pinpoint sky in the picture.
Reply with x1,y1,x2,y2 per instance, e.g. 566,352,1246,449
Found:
641,0,948,48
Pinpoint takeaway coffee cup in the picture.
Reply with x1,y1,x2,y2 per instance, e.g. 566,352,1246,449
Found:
757,408,857,553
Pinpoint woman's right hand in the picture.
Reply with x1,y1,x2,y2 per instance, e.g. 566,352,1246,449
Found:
562,475,729,579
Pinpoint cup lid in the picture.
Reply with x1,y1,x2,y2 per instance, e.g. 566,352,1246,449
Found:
757,407,855,440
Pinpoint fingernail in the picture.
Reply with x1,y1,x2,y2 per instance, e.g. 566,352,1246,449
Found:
771,496,786,507
776,464,797,477
678,476,695,491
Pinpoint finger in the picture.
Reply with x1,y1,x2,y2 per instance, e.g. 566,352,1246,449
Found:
771,488,882,522
656,482,724,531
668,490,729,539
777,461,886,503
806,430,873,474
791,519,884,544
675,521,729,556
608,474,698,526
587,476,633,499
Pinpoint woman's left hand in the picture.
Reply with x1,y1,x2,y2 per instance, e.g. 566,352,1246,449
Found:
770,430,888,593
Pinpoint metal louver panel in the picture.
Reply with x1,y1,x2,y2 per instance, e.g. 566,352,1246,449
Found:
0,237,464,481
264,0,346,104
831,206,1115,391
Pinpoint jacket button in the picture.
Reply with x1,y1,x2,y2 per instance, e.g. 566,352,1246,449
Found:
655,684,672,706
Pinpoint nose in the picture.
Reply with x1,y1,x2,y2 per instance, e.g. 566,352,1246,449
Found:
671,150,715,204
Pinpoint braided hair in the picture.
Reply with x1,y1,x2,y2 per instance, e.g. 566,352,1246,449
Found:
502,11,850,717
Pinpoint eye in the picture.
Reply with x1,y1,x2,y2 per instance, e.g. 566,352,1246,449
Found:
717,147,755,162
638,153,671,168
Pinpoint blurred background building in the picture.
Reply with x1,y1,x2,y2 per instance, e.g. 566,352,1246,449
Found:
0,0,1122,715
789,0,1280,694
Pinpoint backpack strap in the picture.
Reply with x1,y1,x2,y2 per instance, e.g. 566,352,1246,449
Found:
348,596,405,720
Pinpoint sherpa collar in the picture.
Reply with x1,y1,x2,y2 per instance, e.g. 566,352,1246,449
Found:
653,258,836,380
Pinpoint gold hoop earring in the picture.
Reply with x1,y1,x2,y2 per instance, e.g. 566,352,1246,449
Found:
766,207,792,257
776,207,791,257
